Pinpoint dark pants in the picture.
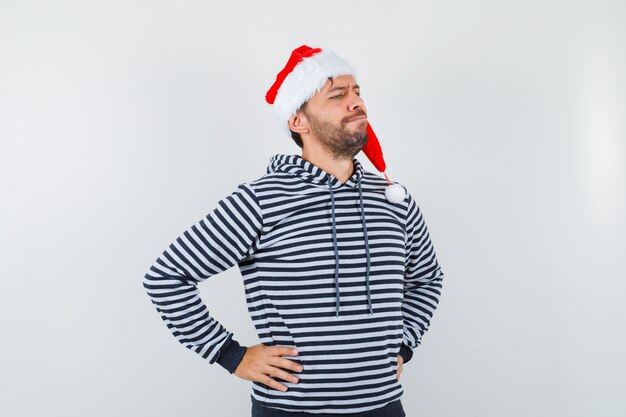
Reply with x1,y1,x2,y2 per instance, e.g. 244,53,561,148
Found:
251,398,406,417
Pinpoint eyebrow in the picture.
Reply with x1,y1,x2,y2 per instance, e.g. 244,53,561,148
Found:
327,84,360,94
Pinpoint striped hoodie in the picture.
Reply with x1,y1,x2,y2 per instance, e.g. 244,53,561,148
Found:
143,153,444,415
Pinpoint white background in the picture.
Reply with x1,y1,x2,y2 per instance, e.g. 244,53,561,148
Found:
1,1,625,416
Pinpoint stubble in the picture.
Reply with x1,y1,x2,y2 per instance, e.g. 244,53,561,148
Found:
303,109,369,160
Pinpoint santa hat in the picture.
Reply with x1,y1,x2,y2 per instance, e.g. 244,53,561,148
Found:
265,44,406,203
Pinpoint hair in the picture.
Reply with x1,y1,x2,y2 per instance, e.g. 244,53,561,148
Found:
288,77,335,149
289,130,304,148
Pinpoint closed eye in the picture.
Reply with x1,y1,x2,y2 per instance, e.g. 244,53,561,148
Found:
329,91,361,99
331,92,359,99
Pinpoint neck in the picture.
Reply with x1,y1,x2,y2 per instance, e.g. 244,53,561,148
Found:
301,143,355,184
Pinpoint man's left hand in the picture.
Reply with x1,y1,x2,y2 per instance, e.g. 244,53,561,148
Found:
396,354,404,380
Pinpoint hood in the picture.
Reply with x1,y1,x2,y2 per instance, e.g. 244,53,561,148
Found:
267,154,374,317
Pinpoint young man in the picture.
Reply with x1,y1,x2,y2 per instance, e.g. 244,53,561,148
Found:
143,45,445,417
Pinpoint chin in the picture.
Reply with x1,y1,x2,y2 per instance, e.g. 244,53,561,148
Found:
349,124,367,134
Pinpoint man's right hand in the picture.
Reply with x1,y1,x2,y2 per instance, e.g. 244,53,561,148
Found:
233,343,303,392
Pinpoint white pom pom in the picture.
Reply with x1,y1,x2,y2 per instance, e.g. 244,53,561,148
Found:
385,183,406,203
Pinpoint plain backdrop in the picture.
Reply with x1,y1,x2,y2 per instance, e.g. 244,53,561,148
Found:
1,1,625,416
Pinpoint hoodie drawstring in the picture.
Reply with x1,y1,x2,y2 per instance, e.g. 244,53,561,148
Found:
328,177,341,317
358,175,373,315
327,174,373,317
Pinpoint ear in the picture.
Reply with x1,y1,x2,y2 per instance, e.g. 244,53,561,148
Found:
287,110,309,135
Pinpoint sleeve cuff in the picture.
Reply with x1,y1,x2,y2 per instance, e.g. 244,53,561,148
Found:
215,336,248,374
399,343,414,364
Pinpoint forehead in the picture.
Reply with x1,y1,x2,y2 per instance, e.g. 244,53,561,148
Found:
319,74,358,92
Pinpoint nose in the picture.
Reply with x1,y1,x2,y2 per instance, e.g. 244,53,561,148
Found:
348,91,366,113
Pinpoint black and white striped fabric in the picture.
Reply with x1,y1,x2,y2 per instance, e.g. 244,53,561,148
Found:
143,153,444,414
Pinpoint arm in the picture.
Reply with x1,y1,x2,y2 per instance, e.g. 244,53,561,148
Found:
399,189,445,364
142,183,263,373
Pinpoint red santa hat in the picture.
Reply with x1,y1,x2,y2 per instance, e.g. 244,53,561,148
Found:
265,44,405,203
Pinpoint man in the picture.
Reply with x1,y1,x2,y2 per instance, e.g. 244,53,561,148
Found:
143,45,444,417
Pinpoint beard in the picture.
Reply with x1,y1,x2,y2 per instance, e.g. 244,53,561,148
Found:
303,109,369,160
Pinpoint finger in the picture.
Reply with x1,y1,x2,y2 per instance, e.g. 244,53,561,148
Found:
268,357,304,373
259,374,289,392
270,346,299,357
265,365,300,384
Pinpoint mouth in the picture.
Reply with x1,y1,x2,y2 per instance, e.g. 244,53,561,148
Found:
345,115,367,123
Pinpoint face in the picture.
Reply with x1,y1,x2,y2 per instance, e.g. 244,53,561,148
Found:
297,74,369,160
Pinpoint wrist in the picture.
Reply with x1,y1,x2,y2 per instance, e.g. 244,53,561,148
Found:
399,343,413,364
215,336,248,374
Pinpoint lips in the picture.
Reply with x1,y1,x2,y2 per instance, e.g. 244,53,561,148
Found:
345,115,367,123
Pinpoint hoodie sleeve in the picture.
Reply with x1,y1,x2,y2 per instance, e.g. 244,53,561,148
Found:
399,188,445,364
142,183,263,374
